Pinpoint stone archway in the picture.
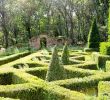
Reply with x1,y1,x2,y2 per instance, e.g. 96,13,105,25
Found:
40,37,47,48
57,36,65,45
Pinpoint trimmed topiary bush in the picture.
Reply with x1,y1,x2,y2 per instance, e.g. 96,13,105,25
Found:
97,55,110,70
84,48,99,52
87,18,100,50
50,73,110,92
25,67,47,80
45,45,66,82
61,43,69,65
92,52,110,70
0,70,87,100
106,61,110,72
64,66,95,78
0,51,30,65
70,55,85,61
73,62,97,70
100,42,110,55
98,81,110,99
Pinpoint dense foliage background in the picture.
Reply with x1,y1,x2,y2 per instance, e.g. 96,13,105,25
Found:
0,0,109,48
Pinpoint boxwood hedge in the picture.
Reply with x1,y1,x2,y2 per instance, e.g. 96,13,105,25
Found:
0,70,88,100
106,61,110,72
98,81,110,100
64,66,96,78
0,51,30,65
50,72,110,91
92,52,110,70
2,46,110,100
24,66,96,80
68,62,97,70
100,42,110,55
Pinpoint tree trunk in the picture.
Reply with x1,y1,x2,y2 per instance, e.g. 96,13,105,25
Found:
13,25,18,45
3,26,9,48
1,11,9,48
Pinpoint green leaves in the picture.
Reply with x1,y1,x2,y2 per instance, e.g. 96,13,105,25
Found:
88,18,100,49
100,42,110,55
61,43,69,65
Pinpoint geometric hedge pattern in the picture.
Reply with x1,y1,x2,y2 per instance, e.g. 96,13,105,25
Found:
0,49,110,100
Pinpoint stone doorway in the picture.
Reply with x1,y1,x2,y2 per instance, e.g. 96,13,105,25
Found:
40,37,47,48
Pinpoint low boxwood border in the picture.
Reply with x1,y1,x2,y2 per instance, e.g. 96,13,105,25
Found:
0,51,30,65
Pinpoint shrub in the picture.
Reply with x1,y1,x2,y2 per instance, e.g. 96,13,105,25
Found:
21,64,95,80
0,70,87,100
42,83,87,100
64,66,95,78
70,55,85,61
70,62,97,70
0,83,41,100
69,59,85,65
106,61,110,72
12,61,47,69
87,18,100,49
50,73,110,91
97,55,110,70
45,45,66,82
25,67,47,80
84,48,99,52
0,51,30,65
92,52,110,70
92,52,99,62
98,81,110,99
61,43,69,65
0,80,87,100
100,42,110,55
0,72,28,85
0,72,13,85
25,64,94,80
0,50,93,100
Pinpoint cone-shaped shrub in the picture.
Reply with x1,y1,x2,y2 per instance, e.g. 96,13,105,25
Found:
45,45,66,82
87,18,100,49
61,43,69,65
108,6,110,41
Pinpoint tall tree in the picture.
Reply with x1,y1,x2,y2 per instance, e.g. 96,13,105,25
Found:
0,0,9,48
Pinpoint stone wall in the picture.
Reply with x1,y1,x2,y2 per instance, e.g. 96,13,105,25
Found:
30,35,71,49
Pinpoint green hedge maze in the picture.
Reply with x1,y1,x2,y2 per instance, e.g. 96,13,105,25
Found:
0,48,110,100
